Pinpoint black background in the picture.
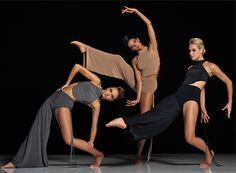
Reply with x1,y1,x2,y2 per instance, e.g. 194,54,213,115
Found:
0,0,235,155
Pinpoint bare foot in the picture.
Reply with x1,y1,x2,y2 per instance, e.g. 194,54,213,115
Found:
200,150,214,168
105,118,127,129
135,155,142,165
1,162,15,169
70,40,86,53
90,167,102,173
202,167,213,173
90,152,104,168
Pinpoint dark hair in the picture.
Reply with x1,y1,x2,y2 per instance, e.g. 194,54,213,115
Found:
115,87,125,101
122,34,134,47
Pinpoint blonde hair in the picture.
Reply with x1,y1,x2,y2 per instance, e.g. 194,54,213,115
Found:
189,38,206,54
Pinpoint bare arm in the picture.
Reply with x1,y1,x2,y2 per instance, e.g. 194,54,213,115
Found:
89,100,101,146
209,62,233,118
126,57,142,106
63,64,101,87
122,6,158,51
200,87,210,123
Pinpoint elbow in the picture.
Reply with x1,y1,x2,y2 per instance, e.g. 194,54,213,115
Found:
74,63,80,68
227,79,233,89
146,20,152,26
74,63,81,70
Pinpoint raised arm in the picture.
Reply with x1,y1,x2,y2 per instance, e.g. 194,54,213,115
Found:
63,64,101,87
209,62,233,118
122,6,158,51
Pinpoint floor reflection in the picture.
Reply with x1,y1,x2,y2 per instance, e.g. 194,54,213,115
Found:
0,154,235,173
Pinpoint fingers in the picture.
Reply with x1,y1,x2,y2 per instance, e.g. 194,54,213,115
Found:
201,117,209,124
121,6,134,14
222,105,231,119
221,105,227,111
126,100,138,106
126,102,135,106
227,108,231,119
201,113,210,124
70,40,80,45
70,41,77,45
88,142,94,149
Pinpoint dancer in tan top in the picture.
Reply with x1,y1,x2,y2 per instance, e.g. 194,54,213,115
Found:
71,6,160,164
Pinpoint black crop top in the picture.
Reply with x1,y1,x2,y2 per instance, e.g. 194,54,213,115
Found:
182,60,209,85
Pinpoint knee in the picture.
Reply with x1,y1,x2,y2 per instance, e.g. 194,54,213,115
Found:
185,135,195,145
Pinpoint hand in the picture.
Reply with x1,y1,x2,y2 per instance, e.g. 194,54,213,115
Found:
201,109,210,124
56,84,68,91
222,102,232,119
121,6,137,14
88,141,94,149
61,84,69,90
126,99,139,107
70,40,86,53
70,40,80,45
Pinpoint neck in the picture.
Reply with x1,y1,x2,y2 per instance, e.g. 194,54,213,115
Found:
138,44,145,52
195,57,204,61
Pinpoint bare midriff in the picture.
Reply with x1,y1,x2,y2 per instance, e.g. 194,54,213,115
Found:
61,83,78,101
189,81,206,90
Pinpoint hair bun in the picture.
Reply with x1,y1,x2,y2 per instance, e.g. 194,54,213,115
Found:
122,34,133,47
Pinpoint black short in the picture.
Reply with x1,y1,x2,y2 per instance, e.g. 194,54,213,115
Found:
175,84,201,107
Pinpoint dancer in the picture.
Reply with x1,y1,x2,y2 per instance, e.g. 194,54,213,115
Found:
105,37,233,168
71,6,160,163
2,63,125,169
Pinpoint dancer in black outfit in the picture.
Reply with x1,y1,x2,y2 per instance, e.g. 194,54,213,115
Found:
106,38,233,168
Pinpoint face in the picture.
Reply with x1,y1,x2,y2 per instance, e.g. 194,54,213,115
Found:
189,44,204,61
127,38,142,51
101,87,119,101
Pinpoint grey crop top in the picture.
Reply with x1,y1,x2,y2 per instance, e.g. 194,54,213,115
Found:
72,81,102,104
182,60,209,85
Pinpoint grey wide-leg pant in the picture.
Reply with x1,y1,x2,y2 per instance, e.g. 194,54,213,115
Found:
11,90,74,167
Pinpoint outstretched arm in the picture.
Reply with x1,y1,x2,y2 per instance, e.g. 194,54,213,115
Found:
209,62,233,118
122,6,158,51
63,64,101,88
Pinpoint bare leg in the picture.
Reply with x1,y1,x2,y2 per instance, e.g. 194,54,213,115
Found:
136,92,154,164
55,108,104,168
183,101,213,168
70,40,87,53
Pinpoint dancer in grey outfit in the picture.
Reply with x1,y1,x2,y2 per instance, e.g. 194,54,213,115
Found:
2,64,125,169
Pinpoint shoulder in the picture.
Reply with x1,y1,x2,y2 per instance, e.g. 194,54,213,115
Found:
203,61,218,70
131,56,138,64
147,46,158,54
203,60,221,76
90,81,102,89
